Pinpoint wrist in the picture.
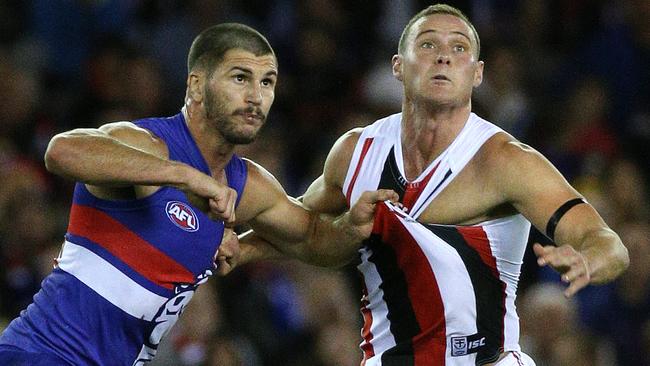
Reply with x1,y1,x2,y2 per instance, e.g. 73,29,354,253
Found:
167,161,194,190
335,211,367,244
238,231,284,264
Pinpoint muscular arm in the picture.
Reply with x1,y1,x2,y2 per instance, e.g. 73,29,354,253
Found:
45,122,187,188
488,136,629,296
235,155,395,267
234,129,392,267
44,121,237,221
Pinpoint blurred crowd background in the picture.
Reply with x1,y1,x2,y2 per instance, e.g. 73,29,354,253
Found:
0,0,648,365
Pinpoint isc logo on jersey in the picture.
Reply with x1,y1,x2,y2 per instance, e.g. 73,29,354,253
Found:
451,335,486,357
165,201,199,232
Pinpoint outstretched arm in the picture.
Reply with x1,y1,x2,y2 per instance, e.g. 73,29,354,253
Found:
235,158,397,267
227,128,396,268
490,137,629,297
45,121,237,222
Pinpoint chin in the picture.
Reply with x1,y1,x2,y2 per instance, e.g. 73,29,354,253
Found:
225,134,257,145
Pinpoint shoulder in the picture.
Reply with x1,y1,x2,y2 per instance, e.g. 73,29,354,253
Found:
236,158,288,222
323,127,364,188
99,121,169,158
329,127,363,162
242,158,284,192
479,132,545,171
477,132,571,202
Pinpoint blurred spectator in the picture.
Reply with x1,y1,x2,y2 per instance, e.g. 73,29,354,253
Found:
588,222,650,366
31,0,135,81
601,158,650,227
0,161,62,317
519,282,603,366
540,76,618,181
0,55,43,160
473,45,533,138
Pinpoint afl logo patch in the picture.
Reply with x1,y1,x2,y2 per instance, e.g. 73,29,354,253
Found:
165,201,199,232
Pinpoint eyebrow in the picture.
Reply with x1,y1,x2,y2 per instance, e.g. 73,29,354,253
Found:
229,66,278,78
415,29,472,44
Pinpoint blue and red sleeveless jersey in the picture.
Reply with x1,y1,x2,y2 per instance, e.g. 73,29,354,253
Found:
0,113,247,365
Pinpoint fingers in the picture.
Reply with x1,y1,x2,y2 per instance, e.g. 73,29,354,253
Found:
377,189,400,203
215,255,233,276
562,266,590,297
209,187,237,224
360,189,399,204
533,243,591,297
352,189,397,222
533,243,549,266
215,229,240,276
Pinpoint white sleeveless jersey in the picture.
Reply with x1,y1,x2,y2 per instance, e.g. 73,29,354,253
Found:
343,113,532,366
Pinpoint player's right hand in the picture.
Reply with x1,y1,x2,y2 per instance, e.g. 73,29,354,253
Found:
184,170,238,224
348,189,399,239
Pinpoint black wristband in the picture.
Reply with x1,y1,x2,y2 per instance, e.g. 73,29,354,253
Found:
545,198,587,241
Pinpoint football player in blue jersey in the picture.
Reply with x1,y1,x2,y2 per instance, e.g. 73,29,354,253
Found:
0,23,397,366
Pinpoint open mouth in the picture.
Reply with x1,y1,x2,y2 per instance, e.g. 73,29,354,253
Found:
432,74,450,81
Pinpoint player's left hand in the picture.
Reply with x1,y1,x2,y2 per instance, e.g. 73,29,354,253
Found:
533,243,591,298
214,228,240,276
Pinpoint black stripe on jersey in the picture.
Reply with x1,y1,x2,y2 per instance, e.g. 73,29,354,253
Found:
410,169,452,218
365,234,417,365
379,147,407,200
425,225,505,365
371,148,420,364
377,147,453,218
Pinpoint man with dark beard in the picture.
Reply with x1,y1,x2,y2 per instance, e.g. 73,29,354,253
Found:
0,23,396,366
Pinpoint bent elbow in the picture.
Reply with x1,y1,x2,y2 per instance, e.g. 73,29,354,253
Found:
617,242,630,274
44,134,74,175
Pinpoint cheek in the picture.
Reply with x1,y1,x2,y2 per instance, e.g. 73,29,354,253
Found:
264,91,275,108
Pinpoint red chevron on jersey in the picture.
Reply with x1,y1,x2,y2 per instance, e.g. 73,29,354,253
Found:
68,203,195,289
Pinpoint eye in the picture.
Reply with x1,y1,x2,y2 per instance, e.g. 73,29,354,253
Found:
454,44,466,52
421,41,435,49
234,74,246,83
261,78,274,87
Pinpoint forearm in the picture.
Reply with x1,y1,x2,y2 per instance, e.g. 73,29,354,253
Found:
579,228,629,284
45,130,189,187
248,212,365,268
297,211,365,267
238,230,285,265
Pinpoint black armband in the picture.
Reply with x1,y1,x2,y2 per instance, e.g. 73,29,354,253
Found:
545,198,587,241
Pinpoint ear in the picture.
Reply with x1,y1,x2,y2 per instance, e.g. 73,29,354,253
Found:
473,61,484,88
392,54,403,82
187,72,203,103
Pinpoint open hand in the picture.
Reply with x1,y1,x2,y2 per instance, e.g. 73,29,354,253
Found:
533,243,591,297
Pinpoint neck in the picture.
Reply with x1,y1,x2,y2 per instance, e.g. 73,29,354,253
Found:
182,106,235,174
400,101,471,180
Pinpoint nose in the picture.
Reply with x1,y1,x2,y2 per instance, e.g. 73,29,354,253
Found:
246,83,263,105
436,53,451,65
436,45,451,65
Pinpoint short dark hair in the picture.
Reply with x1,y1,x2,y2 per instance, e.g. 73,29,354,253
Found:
397,4,480,58
187,23,275,74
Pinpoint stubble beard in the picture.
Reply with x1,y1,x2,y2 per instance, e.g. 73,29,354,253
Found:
204,86,266,145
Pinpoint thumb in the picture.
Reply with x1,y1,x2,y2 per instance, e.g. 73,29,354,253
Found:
216,255,233,276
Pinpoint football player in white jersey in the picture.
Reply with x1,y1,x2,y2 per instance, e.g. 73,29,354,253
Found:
229,3,629,366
